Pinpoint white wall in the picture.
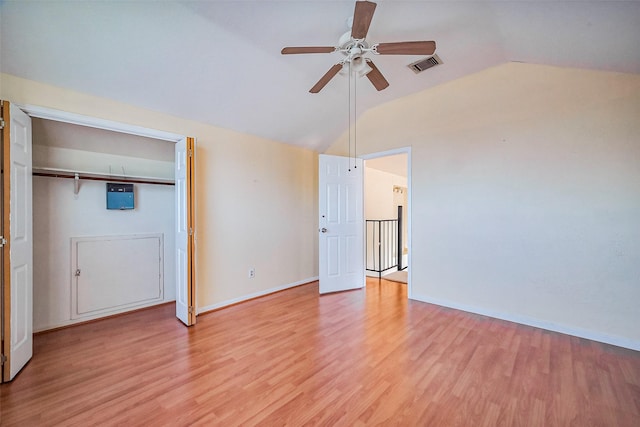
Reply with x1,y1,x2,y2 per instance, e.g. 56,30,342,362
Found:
364,166,407,220
32,176,175,331
31,117,175,180
33,145,174,180
327,63,640,349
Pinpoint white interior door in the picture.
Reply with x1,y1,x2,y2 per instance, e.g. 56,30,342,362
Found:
5,103,33,381
318,154,364,294
175,137,195,325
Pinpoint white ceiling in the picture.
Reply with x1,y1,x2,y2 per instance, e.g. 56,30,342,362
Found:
2,1,639,152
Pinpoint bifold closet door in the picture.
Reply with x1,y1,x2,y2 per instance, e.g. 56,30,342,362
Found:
1,101,33,382
175,137,195,326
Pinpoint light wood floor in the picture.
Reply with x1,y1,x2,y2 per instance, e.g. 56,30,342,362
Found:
1,279,639,426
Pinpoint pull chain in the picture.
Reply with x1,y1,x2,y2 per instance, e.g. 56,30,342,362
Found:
348,61,352,172
346,62,360,172
354,69,357,170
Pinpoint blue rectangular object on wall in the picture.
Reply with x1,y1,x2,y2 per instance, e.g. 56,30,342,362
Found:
106,183,134,210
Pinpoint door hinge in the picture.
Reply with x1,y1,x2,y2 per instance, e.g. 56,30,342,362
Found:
189,228,194,236
0,118,5,130
188,149,193,158
188,306,195,314
1,354,7,365
0,236,6,248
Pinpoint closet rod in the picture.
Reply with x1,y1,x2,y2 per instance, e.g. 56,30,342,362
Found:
33,171,175,186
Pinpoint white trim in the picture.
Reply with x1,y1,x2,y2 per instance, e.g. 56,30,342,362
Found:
17,104,184,142
197,277,319,315
361,147,412,299
33,300,170,333
411,293,640,352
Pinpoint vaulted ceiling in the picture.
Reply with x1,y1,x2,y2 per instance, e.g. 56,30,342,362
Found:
2,1,639,152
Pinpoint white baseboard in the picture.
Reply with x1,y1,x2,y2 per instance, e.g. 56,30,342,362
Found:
34,299,174,333
197,276,319,315
410,293,640,352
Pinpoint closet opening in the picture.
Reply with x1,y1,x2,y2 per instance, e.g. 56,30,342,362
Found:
31,118,178,332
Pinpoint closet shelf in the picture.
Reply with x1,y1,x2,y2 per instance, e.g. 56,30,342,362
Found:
32,166,175,186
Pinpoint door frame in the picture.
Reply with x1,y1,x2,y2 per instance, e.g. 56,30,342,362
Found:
19,104,183,142
360,147,412,299
10,104,195,315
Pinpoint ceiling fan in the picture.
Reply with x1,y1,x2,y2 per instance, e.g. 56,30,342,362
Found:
281,0,436,93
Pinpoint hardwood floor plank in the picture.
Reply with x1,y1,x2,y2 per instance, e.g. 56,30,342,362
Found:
1,278,639,426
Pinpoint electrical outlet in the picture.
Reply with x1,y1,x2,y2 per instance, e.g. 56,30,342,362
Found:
249,268,255,279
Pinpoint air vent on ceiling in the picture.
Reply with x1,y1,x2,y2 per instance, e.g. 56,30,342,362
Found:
408,54,442,74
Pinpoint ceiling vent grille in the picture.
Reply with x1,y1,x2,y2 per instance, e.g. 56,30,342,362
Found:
408,54,442,74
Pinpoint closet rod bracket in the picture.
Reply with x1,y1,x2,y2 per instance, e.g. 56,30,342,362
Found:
74,173,80,195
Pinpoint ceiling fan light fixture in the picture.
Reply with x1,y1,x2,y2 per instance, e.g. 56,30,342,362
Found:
351,56,370,74
358,64,373,77
355,59,372,77
338,56,372,77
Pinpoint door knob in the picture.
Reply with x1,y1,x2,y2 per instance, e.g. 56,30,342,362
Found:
321,228,327,233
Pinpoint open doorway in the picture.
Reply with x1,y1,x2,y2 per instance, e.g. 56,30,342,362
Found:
362,149,411,295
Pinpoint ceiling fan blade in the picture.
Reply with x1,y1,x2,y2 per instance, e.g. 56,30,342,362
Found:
375,41,436,55
310,63,343,93
365,60,389,91
351,1,377,39
281,46,336,54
